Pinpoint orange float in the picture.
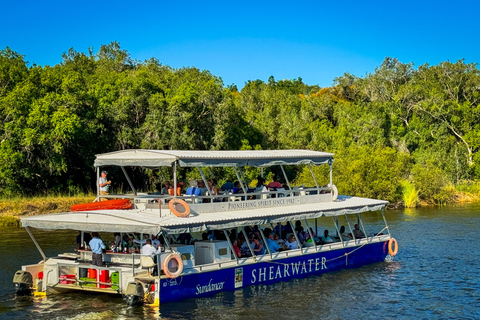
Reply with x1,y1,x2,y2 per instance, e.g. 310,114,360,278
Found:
162,253,183,279
388,238,398,256
71,199,132,212
168,199,191,218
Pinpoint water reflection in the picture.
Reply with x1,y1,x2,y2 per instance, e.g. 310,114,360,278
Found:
1,203,480,319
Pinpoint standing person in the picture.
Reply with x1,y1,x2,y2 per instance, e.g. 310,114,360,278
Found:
98,171,111,201
89,232,105,266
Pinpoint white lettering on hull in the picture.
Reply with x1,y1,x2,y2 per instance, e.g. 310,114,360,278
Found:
250,257,327,284
196,279,225,295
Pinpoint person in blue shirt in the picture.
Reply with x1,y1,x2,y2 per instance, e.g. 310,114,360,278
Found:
221,179,235,191
89,232,106,266
266,233,279,252
252,237,265,255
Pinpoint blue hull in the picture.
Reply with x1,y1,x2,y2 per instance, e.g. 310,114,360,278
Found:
159,241,389,303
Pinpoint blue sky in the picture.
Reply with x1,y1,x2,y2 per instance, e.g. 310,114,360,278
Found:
1,0,479,88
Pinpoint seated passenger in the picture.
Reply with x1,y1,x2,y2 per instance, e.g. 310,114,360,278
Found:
252,237,265,255
232,239,242,258
267,175,282,190
221,179,235,191
232,181,242,194
266,233,279,252
274,234,285,246
339,225,352,241
185,180,198,196
207,231,216,240
285,234,298,250
321,230,334,243
197,180,208,196
141,239,159,257
353,224,365,238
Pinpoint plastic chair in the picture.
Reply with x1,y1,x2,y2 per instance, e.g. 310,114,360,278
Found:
140,256,156,276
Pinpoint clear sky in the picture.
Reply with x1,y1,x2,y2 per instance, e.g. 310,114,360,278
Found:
1,0,479,88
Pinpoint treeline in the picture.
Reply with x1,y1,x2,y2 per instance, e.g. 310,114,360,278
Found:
1,42,479,205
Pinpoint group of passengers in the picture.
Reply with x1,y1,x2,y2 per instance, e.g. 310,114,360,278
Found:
222,222,366,258
153,175,290,199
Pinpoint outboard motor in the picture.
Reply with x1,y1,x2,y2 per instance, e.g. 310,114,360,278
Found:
13,270,33,296
124,282,145,306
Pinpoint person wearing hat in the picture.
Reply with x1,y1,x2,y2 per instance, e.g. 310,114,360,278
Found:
99,171,111,201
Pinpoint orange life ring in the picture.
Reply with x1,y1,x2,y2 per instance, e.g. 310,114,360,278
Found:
169,199,190,218
388,238,398,256
162,253,183,279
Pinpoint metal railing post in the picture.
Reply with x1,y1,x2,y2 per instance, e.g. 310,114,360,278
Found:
289,221,303,254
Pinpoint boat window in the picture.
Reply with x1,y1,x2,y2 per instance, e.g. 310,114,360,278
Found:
181,253,191,261
218,248,228,256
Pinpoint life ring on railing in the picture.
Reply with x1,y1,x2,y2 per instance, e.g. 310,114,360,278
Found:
329,184,338,201
388,238,398,256
168,198,191,218
162,253,183,279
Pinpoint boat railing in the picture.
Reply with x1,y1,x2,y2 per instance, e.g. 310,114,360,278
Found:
98,186,334,204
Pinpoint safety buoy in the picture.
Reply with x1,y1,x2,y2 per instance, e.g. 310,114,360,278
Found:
162,253,183,279
169,199,190,218
388,238,398,256
329,184,338,201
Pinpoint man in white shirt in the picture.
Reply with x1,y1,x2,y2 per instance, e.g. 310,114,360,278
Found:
151,235,161,248
98,171,111,201
141,239,158,257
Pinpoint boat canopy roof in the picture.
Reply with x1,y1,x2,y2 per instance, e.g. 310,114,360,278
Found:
94,149,334,168
21,196,387,234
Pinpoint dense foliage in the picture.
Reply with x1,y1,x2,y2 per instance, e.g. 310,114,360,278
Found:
1,43,479,204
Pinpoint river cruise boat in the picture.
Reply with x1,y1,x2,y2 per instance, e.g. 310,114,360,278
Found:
14,149,398,306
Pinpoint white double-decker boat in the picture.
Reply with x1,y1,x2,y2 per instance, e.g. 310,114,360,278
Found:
14,149,398,306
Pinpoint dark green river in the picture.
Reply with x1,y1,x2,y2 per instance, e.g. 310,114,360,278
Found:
1,204,479,319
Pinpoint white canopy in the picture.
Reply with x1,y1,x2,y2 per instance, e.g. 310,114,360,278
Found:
94,149,334,168
21,196,387,234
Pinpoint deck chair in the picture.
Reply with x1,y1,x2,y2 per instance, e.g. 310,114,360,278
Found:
140,256,156,276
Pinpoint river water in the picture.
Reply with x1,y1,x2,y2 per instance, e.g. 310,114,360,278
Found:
1,204,480,319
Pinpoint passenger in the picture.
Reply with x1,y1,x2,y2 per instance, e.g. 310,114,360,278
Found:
221,179,235,191
89,232,106,266
256,176,266,189
274,234,285,247
339,226,352,241
321,230,334,243
266,233,279,252
285,234,298,250
76,231,92,249
201,232,209,240
114,233,121,246
98,171,112,201
239,238,251,257
185,180,198,196
233,181,242,194
232,239,242,258
197,180,208,196
141,239,159,257
152,235,161,247
267,175,282,190
162,181,171,195
353,224,365,238
252,237,265,255
207,231,216,240
295,221,305,243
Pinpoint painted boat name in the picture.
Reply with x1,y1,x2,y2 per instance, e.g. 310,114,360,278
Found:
228,198,295,210
251,258,327,284
196,279,225,295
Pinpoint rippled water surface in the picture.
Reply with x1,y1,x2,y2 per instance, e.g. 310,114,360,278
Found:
1,204,480,319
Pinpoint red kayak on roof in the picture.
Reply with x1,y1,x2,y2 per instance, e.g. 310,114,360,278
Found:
71,199,132,212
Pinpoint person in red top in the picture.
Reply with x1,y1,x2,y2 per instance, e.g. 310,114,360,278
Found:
267,175,282,190
232,239,241,258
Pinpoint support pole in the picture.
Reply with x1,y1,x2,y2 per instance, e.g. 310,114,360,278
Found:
332,217,344,247
304,219,317,251
259,226,272,258
345,214,356,242
121,166,137,196
223,230,238,263
233,166,246,194
96,167,100,201
241,227,255,258
308,164,319,189
381,208,391,236
357,213,368,242
280,165,291,190
173,162,177,197
289,221,303,254
25,227,47,261
329,159,333,186
238,167,249,191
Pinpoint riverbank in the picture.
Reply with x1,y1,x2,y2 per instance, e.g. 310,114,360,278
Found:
0,195,96,227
